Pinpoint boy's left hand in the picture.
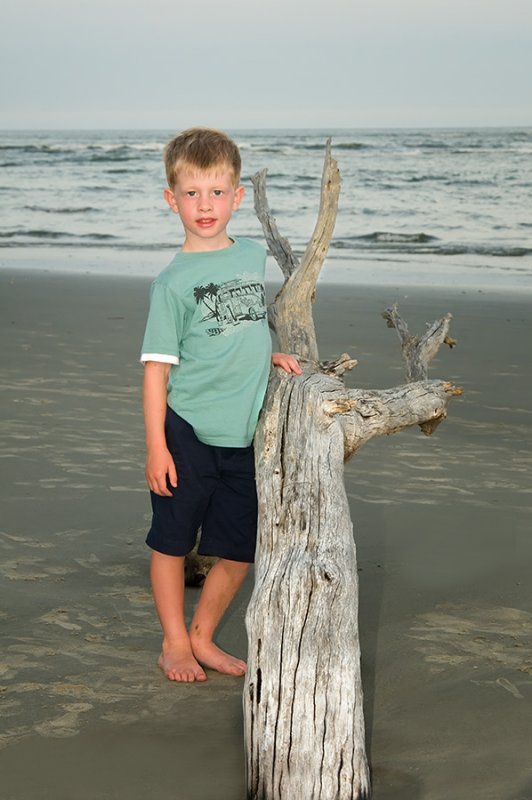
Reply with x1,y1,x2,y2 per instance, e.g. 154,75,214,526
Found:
272,352,302,375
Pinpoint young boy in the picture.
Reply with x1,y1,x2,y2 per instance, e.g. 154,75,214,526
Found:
141,127,300,683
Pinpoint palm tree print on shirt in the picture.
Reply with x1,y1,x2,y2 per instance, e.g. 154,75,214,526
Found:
193,283,219,317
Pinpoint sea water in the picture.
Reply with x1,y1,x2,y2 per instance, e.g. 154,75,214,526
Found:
0,128,531,289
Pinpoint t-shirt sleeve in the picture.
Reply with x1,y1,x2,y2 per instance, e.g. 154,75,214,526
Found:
140,281,185,365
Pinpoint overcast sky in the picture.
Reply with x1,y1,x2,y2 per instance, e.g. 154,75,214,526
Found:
1,0,531,129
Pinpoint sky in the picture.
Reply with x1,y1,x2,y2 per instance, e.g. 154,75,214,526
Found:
1,0,531,129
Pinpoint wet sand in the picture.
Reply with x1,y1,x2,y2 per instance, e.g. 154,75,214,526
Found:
1,268,531,800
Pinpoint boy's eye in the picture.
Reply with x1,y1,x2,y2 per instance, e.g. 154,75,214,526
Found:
186,191,197,197
213,190,223,197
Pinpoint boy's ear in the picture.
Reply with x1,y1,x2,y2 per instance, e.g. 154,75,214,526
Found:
163,188,179,214
232,185,245,211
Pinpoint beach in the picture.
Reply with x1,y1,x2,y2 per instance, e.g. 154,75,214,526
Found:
1,266,531,800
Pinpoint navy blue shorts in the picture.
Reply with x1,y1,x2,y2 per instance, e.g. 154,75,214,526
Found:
146,407,258,563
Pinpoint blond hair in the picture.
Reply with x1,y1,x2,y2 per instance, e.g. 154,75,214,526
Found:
163,127,241,189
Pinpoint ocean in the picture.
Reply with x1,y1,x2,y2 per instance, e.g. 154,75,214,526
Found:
1,127,531,289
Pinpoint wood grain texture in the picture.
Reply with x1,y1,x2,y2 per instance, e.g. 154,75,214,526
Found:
244,143,460,799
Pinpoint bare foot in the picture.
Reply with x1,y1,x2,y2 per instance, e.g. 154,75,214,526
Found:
191,638,247,677
158,642,207,682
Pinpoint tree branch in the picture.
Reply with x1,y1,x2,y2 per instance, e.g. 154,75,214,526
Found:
253,141,341,361
382,304,456,382
338,380,462,458
251,169,299,281
320,352,358,377
284,139,341,302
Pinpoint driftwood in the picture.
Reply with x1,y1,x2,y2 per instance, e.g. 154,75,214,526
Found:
243,142,462,799
183,541,214,587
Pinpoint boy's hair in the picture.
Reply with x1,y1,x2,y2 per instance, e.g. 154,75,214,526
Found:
164,127,241,189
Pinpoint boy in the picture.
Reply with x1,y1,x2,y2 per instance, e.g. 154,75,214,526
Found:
141,127,300,683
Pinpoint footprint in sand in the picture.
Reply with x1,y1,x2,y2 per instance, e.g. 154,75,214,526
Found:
41,609,82,632
0,653,42,680
34,703,93,738
0,532,56,550
471,677,525,699
1,557,50,581
409,603,532,697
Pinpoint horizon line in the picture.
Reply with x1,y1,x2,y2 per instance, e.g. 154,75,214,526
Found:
1,124,531,133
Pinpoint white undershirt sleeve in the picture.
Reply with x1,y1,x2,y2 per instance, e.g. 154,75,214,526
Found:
140,353,179,365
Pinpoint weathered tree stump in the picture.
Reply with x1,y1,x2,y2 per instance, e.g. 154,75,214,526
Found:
244,142,462,799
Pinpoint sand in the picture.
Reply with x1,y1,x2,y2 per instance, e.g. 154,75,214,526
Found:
0,267,531,800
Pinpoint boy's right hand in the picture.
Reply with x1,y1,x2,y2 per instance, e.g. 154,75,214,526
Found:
145,447,178,496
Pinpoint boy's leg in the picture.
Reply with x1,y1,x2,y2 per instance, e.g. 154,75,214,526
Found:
189,558,251,676
150,551,207,682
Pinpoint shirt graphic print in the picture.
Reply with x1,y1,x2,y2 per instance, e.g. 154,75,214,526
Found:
193,273,267,337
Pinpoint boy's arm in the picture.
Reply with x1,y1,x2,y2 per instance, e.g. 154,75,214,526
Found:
143,361,178,496
272,352,302,375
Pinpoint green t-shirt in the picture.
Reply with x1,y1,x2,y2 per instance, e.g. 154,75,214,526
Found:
141,237,272,447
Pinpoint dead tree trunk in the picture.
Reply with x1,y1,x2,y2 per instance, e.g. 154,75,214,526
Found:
243,142,462,799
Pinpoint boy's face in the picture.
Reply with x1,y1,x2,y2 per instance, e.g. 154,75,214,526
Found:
164,166,244,252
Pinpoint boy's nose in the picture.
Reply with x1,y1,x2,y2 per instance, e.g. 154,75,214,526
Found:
199,195,212,211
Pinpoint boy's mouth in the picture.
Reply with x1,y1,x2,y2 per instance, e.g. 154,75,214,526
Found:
196,218,216,228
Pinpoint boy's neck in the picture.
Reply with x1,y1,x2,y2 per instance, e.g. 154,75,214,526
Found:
181,234,235,253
